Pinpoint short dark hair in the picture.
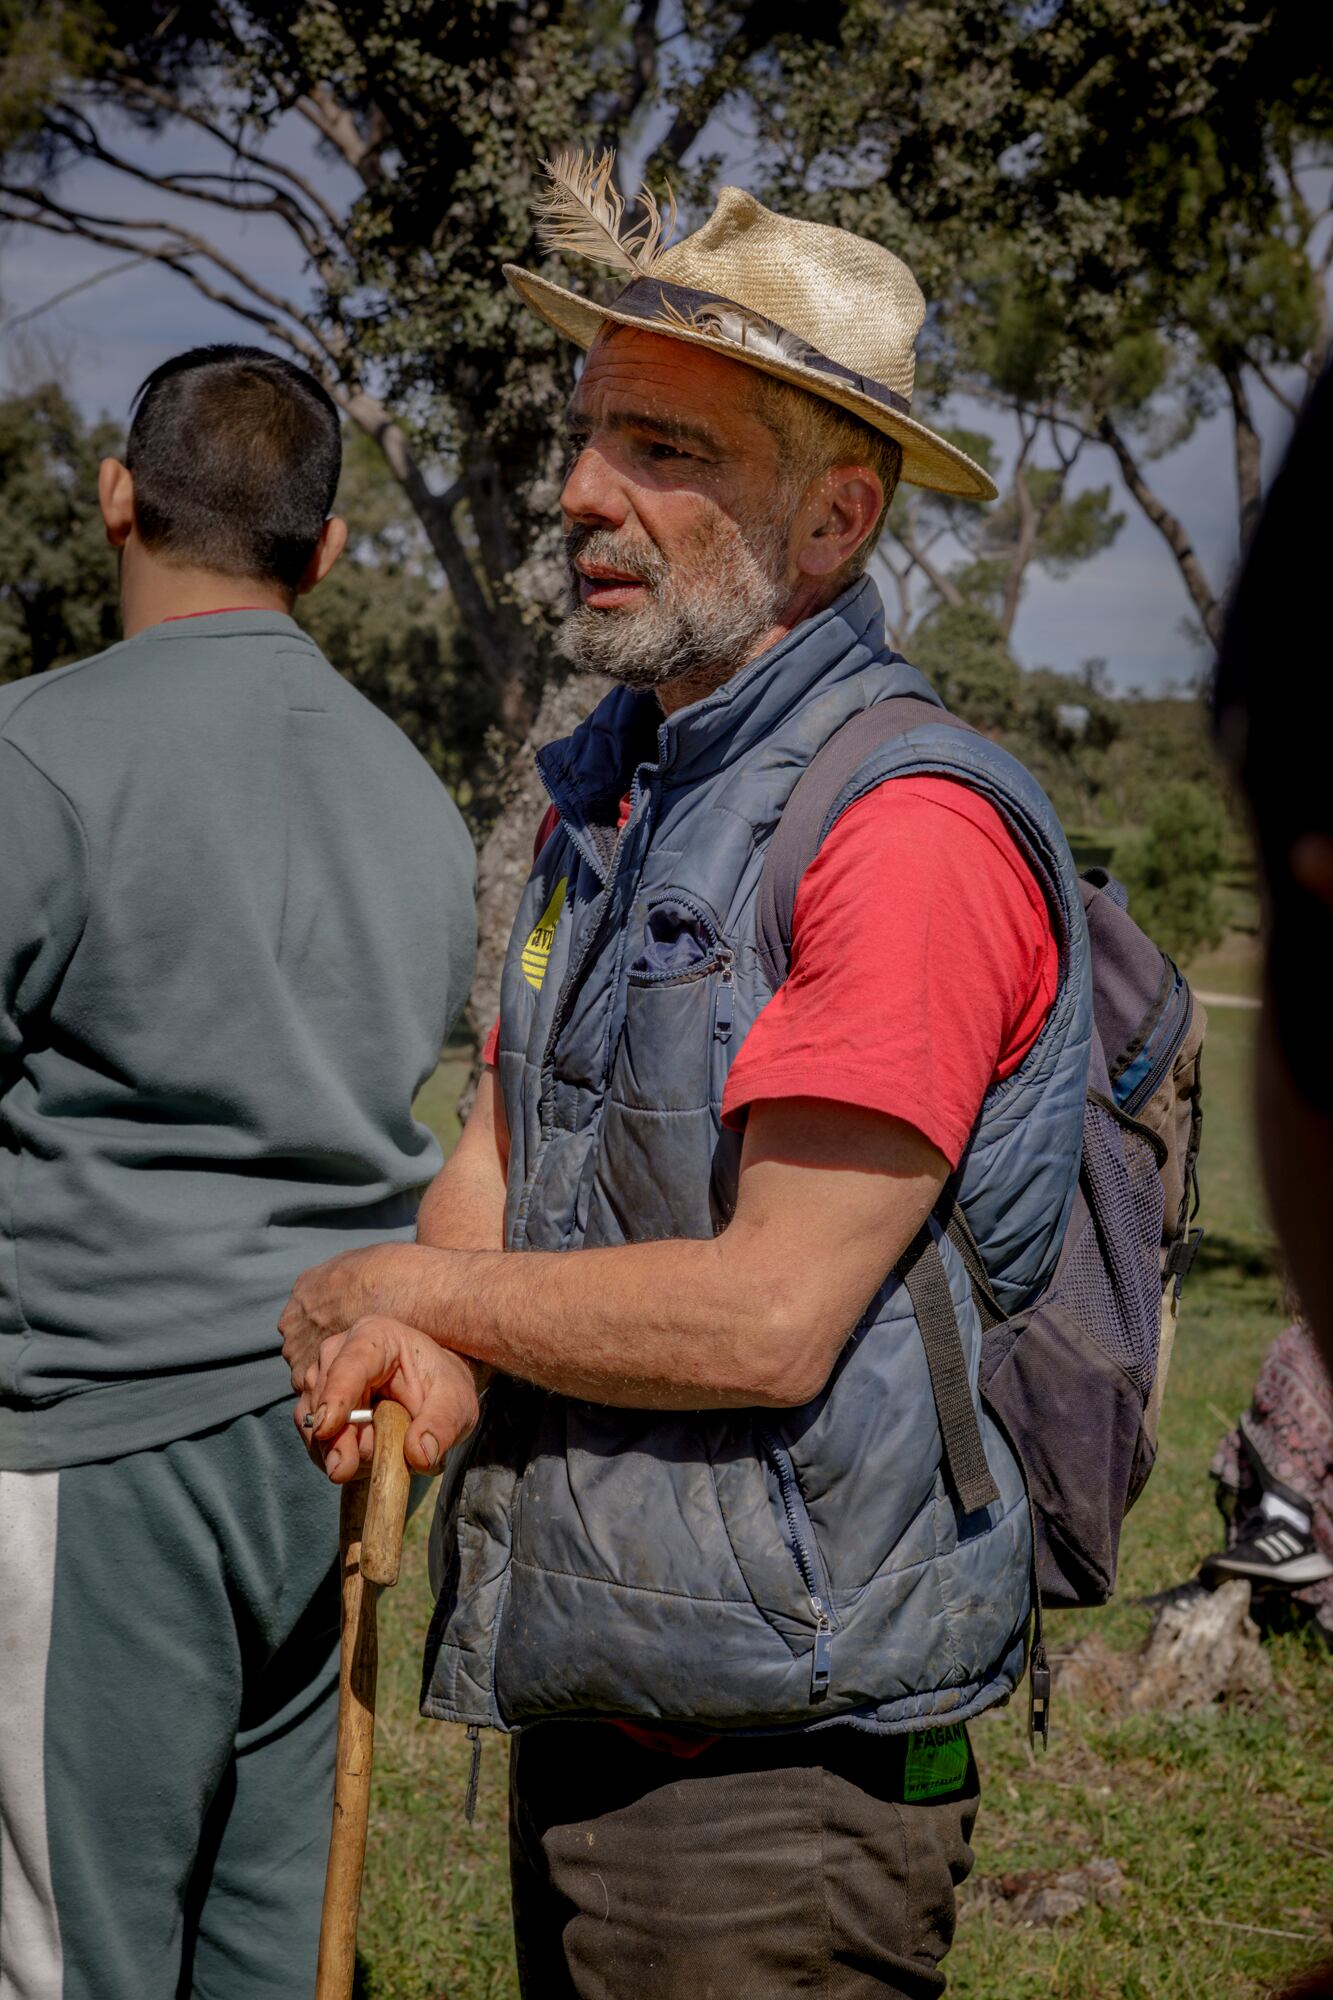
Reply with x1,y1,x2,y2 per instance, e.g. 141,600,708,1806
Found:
126,345,341,594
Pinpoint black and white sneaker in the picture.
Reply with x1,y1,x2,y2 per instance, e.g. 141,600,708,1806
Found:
1201,1521,1333,1589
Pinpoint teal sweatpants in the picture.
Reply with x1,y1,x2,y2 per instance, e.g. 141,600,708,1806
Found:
0,1398,342,2000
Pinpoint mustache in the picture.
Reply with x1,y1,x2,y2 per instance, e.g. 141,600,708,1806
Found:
564,525,666,588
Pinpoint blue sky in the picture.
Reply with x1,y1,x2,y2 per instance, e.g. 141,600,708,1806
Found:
0,107,1311,694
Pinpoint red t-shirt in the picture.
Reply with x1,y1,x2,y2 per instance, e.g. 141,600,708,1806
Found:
482,777,1057,1167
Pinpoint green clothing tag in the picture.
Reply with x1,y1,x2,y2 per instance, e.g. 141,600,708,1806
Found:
903,1724,970,1802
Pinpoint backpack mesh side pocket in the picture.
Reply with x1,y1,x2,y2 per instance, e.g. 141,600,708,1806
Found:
1060,1095,1165,1396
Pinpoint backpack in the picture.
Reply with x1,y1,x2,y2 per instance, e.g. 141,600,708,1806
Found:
756,699,1207,1739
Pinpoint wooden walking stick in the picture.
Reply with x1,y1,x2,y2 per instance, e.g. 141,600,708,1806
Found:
315,1400,413,2000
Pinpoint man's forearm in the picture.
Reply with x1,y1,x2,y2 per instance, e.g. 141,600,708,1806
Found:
365,1228,829,1410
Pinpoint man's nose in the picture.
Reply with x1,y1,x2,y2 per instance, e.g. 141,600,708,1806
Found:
560,442,628,530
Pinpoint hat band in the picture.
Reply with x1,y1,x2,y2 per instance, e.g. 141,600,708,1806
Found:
611,276,912,419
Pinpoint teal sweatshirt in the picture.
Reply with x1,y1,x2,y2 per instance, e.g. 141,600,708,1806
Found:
0,611,476,1469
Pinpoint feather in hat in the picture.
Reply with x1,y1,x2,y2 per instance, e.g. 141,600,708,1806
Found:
533,147,676,278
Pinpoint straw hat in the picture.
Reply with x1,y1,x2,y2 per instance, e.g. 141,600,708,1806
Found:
504,149,996,502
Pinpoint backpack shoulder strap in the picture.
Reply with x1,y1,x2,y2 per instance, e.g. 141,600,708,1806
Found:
755,695,999,1518
755,696,975,991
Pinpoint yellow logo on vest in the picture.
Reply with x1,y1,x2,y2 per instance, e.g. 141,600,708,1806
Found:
521,877,568,991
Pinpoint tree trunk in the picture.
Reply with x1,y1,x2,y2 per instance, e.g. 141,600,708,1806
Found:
999,454,1042,640
341,389,540,739
1220,358,1264,554
1096,414,1224,647
466,671,609,1050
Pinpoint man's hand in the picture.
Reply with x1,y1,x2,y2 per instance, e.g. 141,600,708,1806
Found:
293,1315,481,1483
279,1243,402,1389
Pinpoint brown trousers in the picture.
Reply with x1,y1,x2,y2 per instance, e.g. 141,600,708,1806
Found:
509,1720,979,1999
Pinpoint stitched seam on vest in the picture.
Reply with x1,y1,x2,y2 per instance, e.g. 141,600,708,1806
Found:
509,1493,1030,1612
606,1099,715,1117
509,1557,751,1606
486,1567,513,1728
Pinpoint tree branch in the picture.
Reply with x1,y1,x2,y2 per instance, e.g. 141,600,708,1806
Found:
886,520,963,610
0,254,149,337
46,105,340,278
1096,413,1222,645
296,83,386,186
1219,356,1263,551
0,184,347,374
114,77,348,238
0,198,338,375
998,424,1042,639
609,0,663,192
653,0,777,168
1250,358,1302,420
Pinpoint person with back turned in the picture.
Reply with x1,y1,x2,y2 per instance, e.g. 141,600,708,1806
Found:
0,345,475,1999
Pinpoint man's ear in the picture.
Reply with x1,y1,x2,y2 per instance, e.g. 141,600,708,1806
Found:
297,516,348,597
792,466,884,580
99,458,135,549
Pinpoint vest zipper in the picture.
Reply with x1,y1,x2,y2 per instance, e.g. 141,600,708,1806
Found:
759,1427,834,1698
713,952,734,1042
532,769,652,1143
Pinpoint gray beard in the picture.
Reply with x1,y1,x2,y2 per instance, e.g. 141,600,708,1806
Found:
555,516,790,693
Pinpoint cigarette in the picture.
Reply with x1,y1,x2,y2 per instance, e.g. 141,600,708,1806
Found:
302,1405,377,1429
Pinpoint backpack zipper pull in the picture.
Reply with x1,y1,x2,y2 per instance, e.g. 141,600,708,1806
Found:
1028,1640,1051,1750
810,1596,833,1698
713,956,734,1043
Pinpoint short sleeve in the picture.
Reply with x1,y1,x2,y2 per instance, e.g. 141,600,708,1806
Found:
720,776,1058,1167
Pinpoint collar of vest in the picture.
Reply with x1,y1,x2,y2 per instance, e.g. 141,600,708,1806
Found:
537,577,927,875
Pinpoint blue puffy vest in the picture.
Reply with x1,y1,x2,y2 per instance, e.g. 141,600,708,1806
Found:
423,578,1091,1736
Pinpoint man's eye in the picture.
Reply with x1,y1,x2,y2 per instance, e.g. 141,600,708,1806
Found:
646,441,689,462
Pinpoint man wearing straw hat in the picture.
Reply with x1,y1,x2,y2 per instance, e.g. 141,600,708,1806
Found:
286,154,1090,1996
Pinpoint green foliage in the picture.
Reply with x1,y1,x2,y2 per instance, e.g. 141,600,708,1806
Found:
755,1,1332,414
908,602,1021,732
0,383,120,682
0,0,103,153
1118,779,1229,961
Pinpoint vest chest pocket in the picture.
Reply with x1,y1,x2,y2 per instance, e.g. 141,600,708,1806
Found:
613,894,734,1115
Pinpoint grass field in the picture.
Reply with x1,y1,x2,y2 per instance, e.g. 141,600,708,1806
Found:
356,998,1331,1998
